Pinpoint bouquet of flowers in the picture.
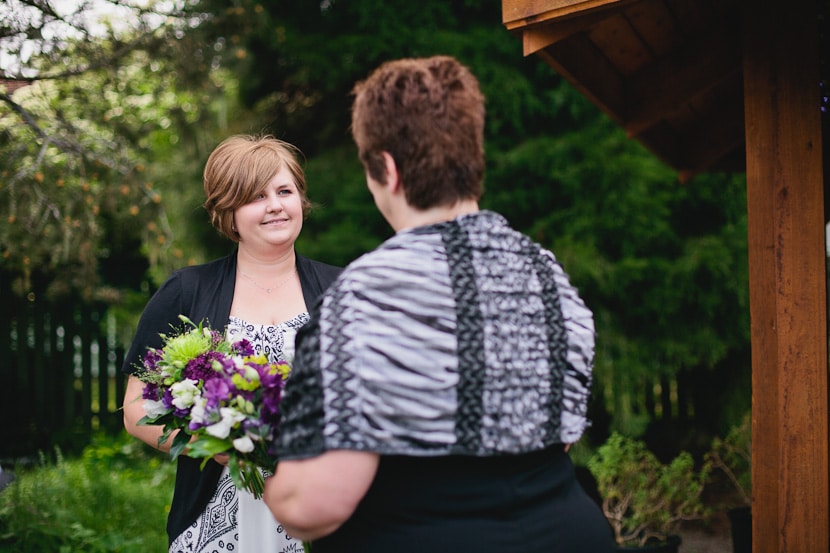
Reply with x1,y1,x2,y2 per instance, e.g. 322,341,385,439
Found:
135,315,289,499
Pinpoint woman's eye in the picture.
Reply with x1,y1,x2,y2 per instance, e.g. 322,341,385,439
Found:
278,188,292,195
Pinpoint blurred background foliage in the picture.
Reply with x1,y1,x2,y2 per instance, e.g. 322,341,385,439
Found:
0,433,174,552
0,0,749,450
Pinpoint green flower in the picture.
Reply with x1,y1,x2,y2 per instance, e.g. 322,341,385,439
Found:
161,321,213,369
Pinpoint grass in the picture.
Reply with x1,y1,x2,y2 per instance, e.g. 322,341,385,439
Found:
0,432,176,553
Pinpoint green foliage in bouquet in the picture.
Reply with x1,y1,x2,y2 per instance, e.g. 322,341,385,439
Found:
588,432,711,547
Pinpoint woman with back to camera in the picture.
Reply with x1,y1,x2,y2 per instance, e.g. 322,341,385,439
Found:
122,134,341,553
263,56,616,553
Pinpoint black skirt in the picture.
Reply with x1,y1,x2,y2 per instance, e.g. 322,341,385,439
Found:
311,445,616,553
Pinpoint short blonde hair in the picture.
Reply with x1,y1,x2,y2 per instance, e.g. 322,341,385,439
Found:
203,135,311,242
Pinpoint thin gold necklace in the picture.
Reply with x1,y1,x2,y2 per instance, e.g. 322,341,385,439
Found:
238,269,296,294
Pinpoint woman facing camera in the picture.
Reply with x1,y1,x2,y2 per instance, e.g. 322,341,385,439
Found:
122,135,340,552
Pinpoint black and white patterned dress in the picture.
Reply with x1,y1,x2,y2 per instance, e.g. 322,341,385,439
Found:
168,314,308,553
275,211,615,553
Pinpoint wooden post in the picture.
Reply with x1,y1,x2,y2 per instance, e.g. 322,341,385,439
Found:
743,2,829,551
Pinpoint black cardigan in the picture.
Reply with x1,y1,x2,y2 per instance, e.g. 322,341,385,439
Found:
121,251,342,544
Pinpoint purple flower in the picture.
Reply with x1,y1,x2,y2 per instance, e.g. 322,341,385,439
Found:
161,388,175,410
143,349,163,372
232,339,255,357
141,382,160,400
203,377,233,408
183,351,229,383
260,386,284,421
209,329,225,348
258,362,287,390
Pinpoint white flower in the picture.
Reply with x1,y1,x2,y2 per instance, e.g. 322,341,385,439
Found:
170,378,200,410
160,365,178,379
143,399,168,419
189,397,208,426
205,407,246,439
242,365,260,384
233,436,255,453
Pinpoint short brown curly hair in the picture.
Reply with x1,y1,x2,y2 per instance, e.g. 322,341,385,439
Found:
202,135,311,242
350,56,485,210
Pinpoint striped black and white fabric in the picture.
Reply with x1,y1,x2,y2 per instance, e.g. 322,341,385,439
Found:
276,210,595,460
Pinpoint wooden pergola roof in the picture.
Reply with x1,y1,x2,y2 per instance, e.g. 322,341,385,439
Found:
503,1,829,552
503,0,742,181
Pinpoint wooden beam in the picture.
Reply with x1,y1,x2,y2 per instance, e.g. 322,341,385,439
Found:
587,12,653,75
624,22,741,136
676,93,745,179
502,0,638,30
517,0,675,54
743,1,829,552
535,32,626,122
521,8,620,53
624,0,681,54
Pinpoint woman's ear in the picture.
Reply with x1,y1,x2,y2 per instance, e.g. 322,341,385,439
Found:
380,151,400,193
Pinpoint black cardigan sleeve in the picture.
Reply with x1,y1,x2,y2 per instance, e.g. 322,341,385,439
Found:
120,272,187,375
121,253,237,375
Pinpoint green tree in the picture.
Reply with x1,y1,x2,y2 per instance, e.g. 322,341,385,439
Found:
1,1,179,298
487,118,749,437
177,0,602,263
0,0,750,442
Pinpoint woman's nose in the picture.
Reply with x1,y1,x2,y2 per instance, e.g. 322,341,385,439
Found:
265,191,283,211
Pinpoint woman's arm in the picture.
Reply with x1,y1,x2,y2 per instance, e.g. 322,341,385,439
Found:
122,375,174,452
121,273,187,454
263,450,379,541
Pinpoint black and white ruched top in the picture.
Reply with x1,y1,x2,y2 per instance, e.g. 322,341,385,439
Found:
275,210,595,459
